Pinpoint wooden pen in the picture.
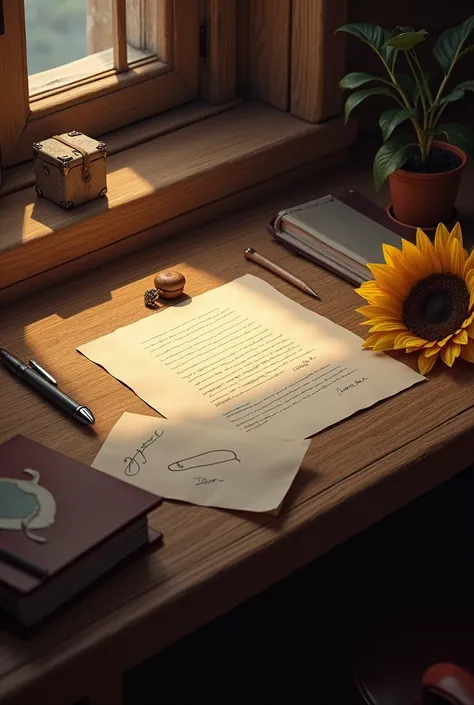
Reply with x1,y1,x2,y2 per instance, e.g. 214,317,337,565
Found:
244,247,321,300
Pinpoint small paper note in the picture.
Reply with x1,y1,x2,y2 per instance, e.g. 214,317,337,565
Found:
93,413,311,513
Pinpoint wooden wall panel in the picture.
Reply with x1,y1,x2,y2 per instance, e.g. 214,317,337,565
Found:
0,2,29,165
291,0,348,123
248,0,291,110
200,0,237,104
236,0,250,97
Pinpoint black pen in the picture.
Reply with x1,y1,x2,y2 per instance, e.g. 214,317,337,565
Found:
0,348,94,425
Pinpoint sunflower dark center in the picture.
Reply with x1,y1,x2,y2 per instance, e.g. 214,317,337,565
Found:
403,273,469,341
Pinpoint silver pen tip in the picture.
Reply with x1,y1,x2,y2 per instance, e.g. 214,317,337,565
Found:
307,287,321,300
76,407,95,425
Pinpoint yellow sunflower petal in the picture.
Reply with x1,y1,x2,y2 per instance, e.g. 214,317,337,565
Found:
394,333,427,350
453,329,469,345
464,249,474,278
401,238,436,280
434,223,451,272
435,222,450,245
460,338,474,362
367,263,411,300
424,340,438,348
371,333,400,352
361,334,382,349
368,321,407,333
465,319,474,338
469,290,474,311
416,228,442,273
440,342,461,367
425,345,441,357
382,243,403,268
360,319,382,326
382,244,417,287
371,294,403,317
438,334,453,347
467,284,474,309
354,281,381,304
466,269,474,288
448,238,465,278
448,222,463,246
405,337,428,348
356,305,402,319
449,223,469,260
463,311,474,327
360,317,401,327
418,349,439,375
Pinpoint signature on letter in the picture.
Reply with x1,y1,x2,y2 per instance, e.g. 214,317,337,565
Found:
123,430,165,476
293,355,318,372
337,377,368,396
194,477,224,486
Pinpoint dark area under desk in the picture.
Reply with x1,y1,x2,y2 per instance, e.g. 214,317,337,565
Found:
125,464,474,705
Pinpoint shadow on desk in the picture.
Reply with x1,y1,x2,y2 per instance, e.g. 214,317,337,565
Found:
125,462,474,705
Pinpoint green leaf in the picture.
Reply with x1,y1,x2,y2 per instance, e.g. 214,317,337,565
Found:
379,107,416,141
456,79,474,90
390,25,415,36
339,72,381,90
344,87,393,123
436,123,474,157
439,79,474,104
433,15,474,73
337,23,396,66
373,133,416,190
386,29,428,50
440,89,466,104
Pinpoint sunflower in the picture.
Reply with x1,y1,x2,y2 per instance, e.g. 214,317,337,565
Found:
355,223,474,375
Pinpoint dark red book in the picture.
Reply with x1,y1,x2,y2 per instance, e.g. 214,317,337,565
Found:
0,435,162,625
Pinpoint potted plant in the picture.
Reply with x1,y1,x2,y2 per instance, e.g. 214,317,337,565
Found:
337,17,474,228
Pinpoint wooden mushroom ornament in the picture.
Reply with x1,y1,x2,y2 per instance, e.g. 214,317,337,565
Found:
153,270,186,299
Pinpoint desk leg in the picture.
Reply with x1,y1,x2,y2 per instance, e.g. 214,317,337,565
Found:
87,674,124,705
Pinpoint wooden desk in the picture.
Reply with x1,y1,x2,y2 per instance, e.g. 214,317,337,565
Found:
2,162,474,705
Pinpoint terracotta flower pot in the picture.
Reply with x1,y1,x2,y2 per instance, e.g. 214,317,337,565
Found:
388,141,467,229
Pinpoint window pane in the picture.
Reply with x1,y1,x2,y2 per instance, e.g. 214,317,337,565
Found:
25,0,114,97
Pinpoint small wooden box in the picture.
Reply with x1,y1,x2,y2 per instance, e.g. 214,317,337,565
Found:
33,131,107,210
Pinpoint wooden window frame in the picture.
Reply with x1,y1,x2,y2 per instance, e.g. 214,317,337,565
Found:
0,0,355,302
0,0,200,167
243,0,348,122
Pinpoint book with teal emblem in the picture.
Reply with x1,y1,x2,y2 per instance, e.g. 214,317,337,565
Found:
0,435,162,626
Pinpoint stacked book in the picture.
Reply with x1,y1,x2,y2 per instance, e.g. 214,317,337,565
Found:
0,435,161,627
268,192,404,286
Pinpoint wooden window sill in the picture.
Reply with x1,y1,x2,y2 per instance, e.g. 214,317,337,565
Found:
0,102,356,299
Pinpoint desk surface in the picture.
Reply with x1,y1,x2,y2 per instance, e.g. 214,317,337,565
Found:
2,158,474,704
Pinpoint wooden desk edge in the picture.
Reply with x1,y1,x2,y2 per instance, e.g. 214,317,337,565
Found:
5,402,474,705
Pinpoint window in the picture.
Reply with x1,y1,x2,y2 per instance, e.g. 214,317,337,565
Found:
0,0,356,298
0,0,200,166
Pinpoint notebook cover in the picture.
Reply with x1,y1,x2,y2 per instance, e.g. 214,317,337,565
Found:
267,190,410,280
0,435,162,594
268,189,409,241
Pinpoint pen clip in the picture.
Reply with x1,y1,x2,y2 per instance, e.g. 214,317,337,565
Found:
29,360,57,386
